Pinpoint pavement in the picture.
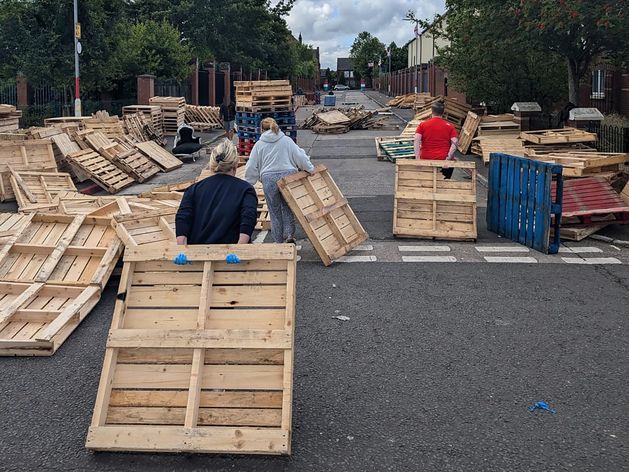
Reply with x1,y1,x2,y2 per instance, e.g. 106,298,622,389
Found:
1,90,628,471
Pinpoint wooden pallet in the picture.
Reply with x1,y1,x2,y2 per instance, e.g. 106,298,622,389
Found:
149,97,186,136
112,208,177,247
472,136,526,164
375,137,413,161
379,141,414,162
100,143,161,183
0,213,30,246
67,149,135,194
393,160,477,240
457,112,481,154
0,140,58,201
123,106,163,137
9,170,76,213
84,117,125,139
520,128,597,145
278,165,368,266
54,191,181,218
86,243,297,454
0,214,122,355
135,141,183,172
525,152,628,177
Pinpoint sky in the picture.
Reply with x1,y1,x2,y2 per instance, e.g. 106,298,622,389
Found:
281,0,447,70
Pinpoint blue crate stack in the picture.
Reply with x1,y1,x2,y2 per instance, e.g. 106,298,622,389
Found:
236,110,297,156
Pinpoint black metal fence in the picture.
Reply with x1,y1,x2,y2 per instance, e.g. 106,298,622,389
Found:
586,123,629,153
155,78,192,103
0,80,17,105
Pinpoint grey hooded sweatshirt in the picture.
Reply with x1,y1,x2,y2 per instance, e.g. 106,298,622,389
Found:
244,130,315,185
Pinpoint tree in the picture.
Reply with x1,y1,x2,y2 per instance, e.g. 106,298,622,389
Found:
350,32,386,86
515,1,628,105
290,41,316,78
388,42,408,71
407,1,567,111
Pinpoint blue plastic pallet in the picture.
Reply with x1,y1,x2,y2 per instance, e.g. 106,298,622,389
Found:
237,124,298,134
236,111,295,120
237,130,298,140
487,153,563,254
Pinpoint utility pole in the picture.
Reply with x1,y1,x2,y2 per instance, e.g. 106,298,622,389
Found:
387,47,391,96
73,0,81,116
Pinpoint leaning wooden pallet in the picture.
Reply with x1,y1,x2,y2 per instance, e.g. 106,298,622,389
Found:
457,111,482,154
0,140,58,201
86,243,297,455
9,170,76,213
278,165,368,266
393,160,477,240
135,141,183,172
100,143,161,183
0,213,122,356
67,149,135,194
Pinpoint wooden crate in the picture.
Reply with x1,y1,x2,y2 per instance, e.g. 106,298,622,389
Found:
0,214,122,356
112,208,177,247
278,165,368,266
393,160,477,240
0,140,58,201
9,170,76,213
86,243,297,455
67,149,135,193
135,141,183,172
457,111,481,154
520,128,596,145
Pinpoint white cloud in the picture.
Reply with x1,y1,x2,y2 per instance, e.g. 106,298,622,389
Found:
283,0,446,69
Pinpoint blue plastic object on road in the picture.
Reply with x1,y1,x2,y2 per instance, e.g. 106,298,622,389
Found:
324,95,336,106
226,253,241,264
528,401,556,414
173,253,189,265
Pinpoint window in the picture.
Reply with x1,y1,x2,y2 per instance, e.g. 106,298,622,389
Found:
591,69,605,99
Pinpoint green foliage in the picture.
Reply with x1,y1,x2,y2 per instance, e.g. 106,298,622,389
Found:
291,41,317,78
388,42,408,71
350,32,386,83
0,0,304,99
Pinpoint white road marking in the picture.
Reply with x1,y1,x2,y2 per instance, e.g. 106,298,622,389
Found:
562,257,622,265
484,256,538,263
336,255,377,263
402,255,457,263
476,246,530,253
398,245,451,252
354,244,374,251
253,231,268,244
558,247,603,254
296,255,302,262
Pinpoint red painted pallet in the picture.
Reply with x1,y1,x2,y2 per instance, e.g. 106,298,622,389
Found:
553,177,629,224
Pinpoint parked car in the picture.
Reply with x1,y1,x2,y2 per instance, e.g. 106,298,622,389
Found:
333,84,350,91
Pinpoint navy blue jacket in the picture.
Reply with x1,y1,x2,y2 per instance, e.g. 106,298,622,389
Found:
176,174,258,244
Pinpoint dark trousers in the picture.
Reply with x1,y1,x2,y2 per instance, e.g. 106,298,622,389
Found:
441,167,454,179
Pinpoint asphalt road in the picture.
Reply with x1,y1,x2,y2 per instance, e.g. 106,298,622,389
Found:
1,91,627,471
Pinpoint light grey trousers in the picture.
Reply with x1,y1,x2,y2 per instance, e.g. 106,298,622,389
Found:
261,171,297,243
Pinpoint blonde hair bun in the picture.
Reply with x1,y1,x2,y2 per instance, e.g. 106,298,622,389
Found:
210,141,239,174
260,117,280,134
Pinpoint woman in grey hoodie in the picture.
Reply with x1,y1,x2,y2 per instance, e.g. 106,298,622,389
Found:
245,118,315,243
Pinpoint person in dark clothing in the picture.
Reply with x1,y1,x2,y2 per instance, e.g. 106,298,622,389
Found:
176,141,257,245
219,96,237,141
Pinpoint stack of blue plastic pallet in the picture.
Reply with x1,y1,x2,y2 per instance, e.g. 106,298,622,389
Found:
236,111,297,157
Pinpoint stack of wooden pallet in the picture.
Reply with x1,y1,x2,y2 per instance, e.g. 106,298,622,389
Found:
301,107,387,134
477,114,520,137
414,93,433,110
149,96,186,136
235,80,293,113
185,105,222,131
461,112,521,158
84,111,125,139
0,104,21,132
122,112,164,146
386,94,417,109
0,140,58,201
122,105,163,136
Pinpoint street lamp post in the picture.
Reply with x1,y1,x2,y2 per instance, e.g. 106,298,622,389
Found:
73,0,81,116
387,48,391,96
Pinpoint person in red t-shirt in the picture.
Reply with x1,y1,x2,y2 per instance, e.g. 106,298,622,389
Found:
414,101,459,178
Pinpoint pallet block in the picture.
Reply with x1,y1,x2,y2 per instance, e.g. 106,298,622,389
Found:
0,214,123,355
86,243,297,455
135,141,183,172
278,165,368,266
457,111,481,154
0,140,58,201
393,160,477,240
9,170,76,213
67,149,135,194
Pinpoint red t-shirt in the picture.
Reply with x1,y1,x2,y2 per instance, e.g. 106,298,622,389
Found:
416,117,457,160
